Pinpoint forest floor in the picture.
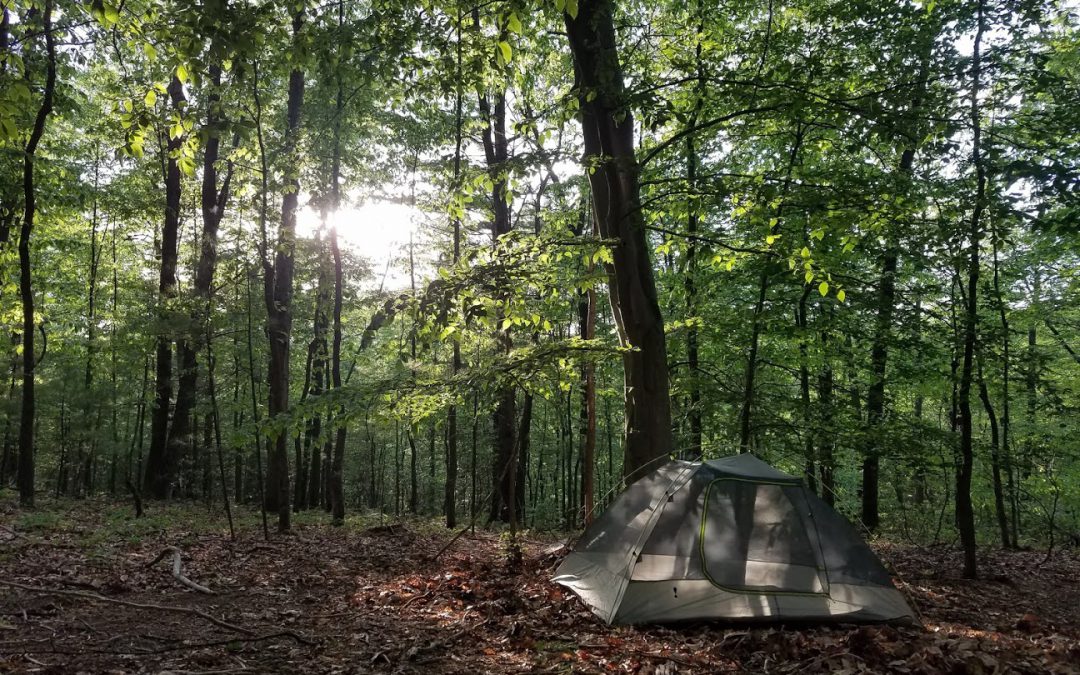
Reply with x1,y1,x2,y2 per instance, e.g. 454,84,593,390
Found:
0,495,1078,674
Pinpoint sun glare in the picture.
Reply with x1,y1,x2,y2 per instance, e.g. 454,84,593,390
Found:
297,199,422,290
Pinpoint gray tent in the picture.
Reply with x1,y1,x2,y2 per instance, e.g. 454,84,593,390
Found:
554,455,915,625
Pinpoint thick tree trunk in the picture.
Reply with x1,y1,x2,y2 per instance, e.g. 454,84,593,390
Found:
564,0,672,480
17,1,55,506
478,68,517,522
144,75,187,499
263,10,305,530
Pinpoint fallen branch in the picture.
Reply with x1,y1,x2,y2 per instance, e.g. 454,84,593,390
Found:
145,546,215,595
0,579,252,636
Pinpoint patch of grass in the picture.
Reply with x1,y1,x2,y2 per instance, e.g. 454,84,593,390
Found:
14,510,66,533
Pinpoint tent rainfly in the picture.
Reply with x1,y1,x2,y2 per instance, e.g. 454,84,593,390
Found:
554,455,916,625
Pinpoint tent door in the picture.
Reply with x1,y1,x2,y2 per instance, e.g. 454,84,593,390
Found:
699,479,829,595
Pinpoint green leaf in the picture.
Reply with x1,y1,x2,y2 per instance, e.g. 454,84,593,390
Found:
566,0,579,19
800,247,810,258
837,289,846,303
804,270,814,284
818,281,829,297
176,64,190,84
507,12,523,34
0,116,15,140
144,90,157,107
104,2,120,24
142,43,158,60
498,41,513,64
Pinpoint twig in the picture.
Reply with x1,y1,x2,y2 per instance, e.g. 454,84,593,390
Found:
0,579,253,636
145,546,215,594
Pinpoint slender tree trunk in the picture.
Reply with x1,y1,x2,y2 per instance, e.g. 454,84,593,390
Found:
990,206,1014,548
444,8,464,529
817,336,835,506
977,356,1011,548
956,0,987,579
168,59,234,492
861,238,897,531
581,283,596,525
738,128,803,453
306,257,329,509
683,3,706,458
81,153,102,498
564,0,673,479
796,286,816,492
328,215,347,525
327,2,349,525
17,1,56,506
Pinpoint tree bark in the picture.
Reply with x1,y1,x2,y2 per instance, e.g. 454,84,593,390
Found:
444,8,464,529
143,75,187,499
977,356,1011,548
956,0,987,579
738,127,803,453
328,206,347,527
476,44,517,522
168,60,234,493
564,0,673,480
263,10,305,531
17,0,56,506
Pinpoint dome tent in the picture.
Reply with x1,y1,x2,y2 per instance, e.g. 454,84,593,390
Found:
553,455,915,625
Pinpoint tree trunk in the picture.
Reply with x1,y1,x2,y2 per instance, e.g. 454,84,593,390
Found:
683,4,705,459
17,1,56,506
263,10,305,531
168,61,234,494
328,219,347,526
817,335,835,506
580,283,597,525
564,0,672,479
143,75,187,499
739,126,803,454
956,0,987,579
977,356,1011,548
444,9,464,529
477,58,517,522
796,285,815,492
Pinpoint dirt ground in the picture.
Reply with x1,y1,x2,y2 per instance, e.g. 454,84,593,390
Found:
1,496,1078,674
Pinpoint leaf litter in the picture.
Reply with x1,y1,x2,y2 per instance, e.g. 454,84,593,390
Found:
0,498,1077,674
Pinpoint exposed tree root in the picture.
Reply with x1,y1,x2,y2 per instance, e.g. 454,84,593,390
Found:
0,579,250,636
145,546,215,595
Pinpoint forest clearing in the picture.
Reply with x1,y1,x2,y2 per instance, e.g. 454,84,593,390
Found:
1,497,1079,674
2,0,1080,671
